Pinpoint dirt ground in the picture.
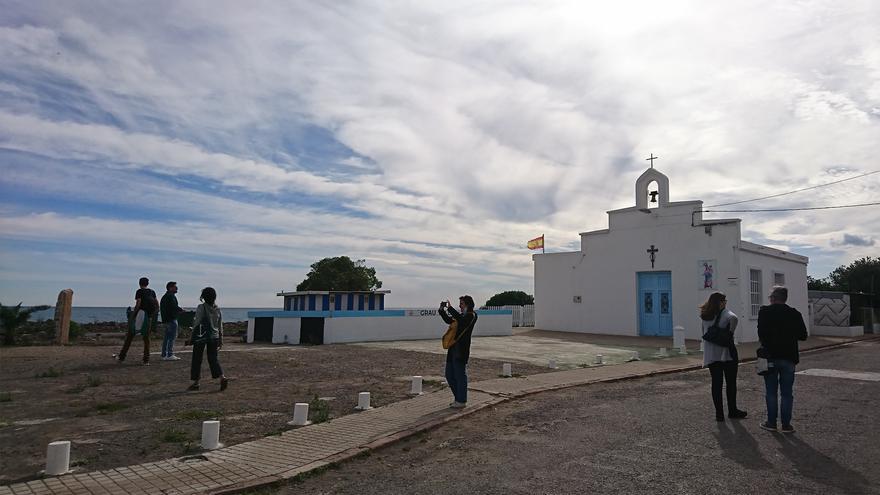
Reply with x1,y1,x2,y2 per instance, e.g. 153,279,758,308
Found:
0,338,552,483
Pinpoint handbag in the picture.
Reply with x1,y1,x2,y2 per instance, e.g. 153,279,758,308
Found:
755,346,771,375
702,311,733,347
442,313,477,349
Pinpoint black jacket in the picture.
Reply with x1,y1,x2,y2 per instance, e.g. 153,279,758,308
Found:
440,305,478,362
757,304,808,364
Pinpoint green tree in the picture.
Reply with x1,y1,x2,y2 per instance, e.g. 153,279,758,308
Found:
0,302,51,346
485,291,534,307
296,256,382,291
807,275,836,291
827,256,880,294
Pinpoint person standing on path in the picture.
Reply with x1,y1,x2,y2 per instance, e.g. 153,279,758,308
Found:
700,292,747,422
758,286,808,433
115,277,158,365
439,295,478,409
160,281,183,361
188,287,229,391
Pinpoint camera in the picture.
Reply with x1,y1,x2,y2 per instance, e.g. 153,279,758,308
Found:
440,301,448,308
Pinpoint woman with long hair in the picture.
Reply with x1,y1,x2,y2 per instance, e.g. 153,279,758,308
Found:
188,287,229,391
700,291,746,421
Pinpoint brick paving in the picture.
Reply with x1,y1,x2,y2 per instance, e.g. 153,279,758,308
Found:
1,334,873,495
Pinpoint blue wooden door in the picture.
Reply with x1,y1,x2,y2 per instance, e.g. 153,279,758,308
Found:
638,272,673,336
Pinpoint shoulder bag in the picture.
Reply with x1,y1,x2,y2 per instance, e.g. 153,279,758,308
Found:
442,312,477,349
702,311,733,347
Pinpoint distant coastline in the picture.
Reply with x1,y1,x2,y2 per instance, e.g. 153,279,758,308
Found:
28,306,275,323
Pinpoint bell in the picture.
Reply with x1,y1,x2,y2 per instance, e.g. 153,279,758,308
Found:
649,191,659,203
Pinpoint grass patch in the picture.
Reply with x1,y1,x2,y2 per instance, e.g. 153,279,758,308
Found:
497,373,525,378
423,379,445,387
309,395,331,424
0,392,12,402
159,428,191,443
35,367,63,378
176,409,221,421
86,375,102,387
0,418,10,428
95,402,129,414
181,441,202,455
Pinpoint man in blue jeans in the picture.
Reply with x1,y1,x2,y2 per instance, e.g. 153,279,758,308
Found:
160,281,183,361
439,295,478,409
757,286,808,433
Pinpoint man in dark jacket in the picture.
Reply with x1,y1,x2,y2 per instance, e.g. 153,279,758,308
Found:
757,286,808,433
160,281,184,361
439,295,478,409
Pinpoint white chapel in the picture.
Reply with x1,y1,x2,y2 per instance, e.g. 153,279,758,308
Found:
533,166,809,343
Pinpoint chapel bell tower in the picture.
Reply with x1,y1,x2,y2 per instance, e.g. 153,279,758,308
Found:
635,167,670,209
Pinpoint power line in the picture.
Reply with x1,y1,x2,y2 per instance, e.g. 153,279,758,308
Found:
703,201,880,213
706,170,880,207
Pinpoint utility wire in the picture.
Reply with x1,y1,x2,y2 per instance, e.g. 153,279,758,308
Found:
703,201,880,213
706,170,880,207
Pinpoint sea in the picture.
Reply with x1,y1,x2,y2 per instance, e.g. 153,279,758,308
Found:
28,307,275,323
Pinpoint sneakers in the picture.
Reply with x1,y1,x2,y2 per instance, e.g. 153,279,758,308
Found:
169,355,181,361
760,421,777,432
220,377,229,392
449,401,466,409
715,414,725,422
112,353,123,362
187,383,200,391
142,361,150,366
781,424,795,433
728,410,748,419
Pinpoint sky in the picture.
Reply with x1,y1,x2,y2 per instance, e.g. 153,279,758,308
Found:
1,1,878,308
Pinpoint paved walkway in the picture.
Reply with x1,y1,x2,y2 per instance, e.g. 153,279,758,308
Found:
1,334,873,495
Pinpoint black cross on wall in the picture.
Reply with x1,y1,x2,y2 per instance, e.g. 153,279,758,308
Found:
647,244,659,268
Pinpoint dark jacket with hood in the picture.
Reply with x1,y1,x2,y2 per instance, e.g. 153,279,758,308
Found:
440,305,478,362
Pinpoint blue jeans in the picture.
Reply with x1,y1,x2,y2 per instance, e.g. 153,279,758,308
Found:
445,351,468,403
764,359,796,426
162,320,178,357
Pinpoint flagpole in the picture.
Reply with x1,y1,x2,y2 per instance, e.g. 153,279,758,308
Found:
542,234,545,254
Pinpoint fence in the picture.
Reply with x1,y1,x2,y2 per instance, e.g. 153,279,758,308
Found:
481,305,535,327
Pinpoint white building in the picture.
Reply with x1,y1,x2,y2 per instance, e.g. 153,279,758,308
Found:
534,167,809,342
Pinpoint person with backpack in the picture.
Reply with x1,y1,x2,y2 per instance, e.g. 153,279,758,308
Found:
187,287,229,391
700,291,747,421
758,286,808,433
439,295,478,409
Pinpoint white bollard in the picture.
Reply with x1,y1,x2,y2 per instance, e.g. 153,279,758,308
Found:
628,351,640,362
673,325,686,349
410,376,423,395
46,441,71,475
356,392,372,410
679,345,688,355
289,403,311,426
594,354,604,365
201,421,221,450
548,359,557,369
658,347,669,357
502,363,512,377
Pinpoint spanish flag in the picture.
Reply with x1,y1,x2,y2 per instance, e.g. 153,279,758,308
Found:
527,235,544,250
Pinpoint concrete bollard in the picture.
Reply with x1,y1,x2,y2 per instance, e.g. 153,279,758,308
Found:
356,392,372,410
201,421,221,450
289,403,311,426
46,441,71,476
673,325,685,349
628,351,640,362
548,359,557,369
410,376,423,395
594,354,604,365
678,345,688,355
502,363,512,377
658,347,669,357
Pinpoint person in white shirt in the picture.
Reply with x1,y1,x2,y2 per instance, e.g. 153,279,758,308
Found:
700,292,747,422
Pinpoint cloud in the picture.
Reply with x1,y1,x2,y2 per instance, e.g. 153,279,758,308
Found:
834,234,876,247
1,1,879,305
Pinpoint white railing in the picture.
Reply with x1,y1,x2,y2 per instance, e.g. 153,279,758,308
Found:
481,305,535,327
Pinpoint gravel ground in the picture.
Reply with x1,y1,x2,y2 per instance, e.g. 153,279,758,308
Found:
278,339,880,495
0,340,552,483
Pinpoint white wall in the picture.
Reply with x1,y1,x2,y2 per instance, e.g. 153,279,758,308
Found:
324,310,512,344
271,317,301,344
535,202,744,340
738,246,809,342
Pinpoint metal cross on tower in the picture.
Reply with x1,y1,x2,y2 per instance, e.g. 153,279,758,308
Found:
647,244,659,268
646,153,658,168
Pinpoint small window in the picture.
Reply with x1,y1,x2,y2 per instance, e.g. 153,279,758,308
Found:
749,269,763,318
773,272,785,286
